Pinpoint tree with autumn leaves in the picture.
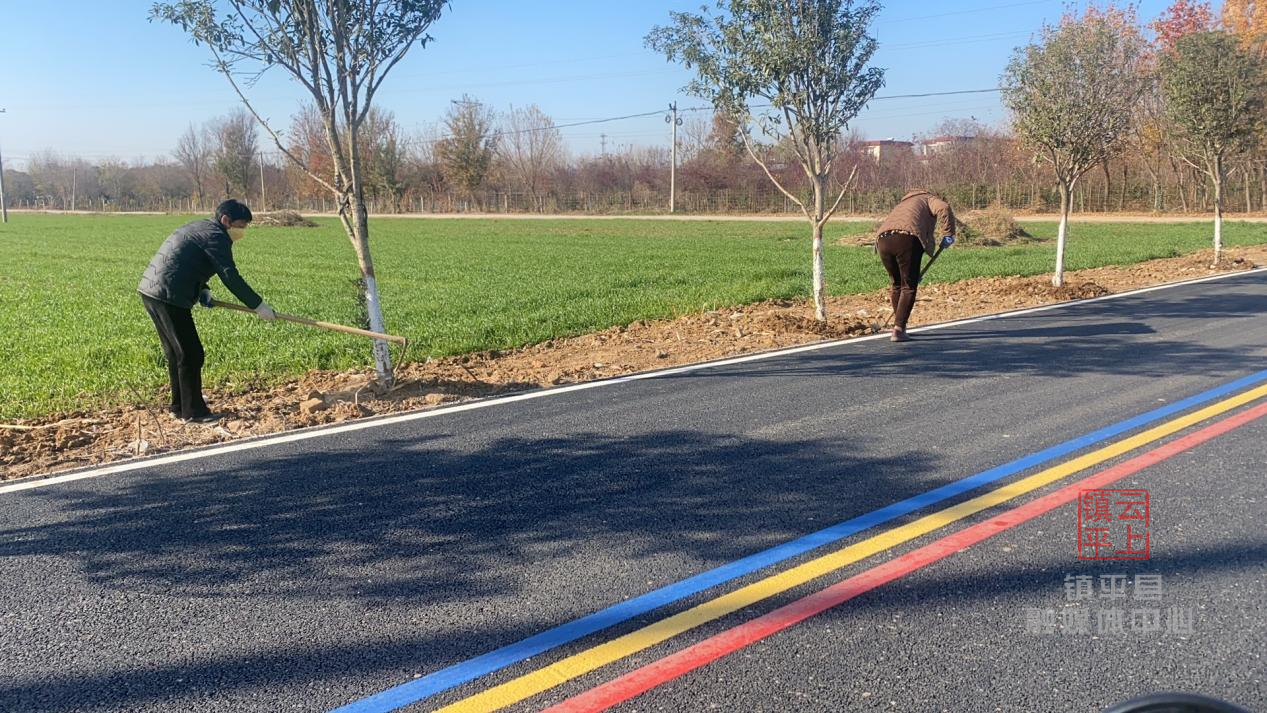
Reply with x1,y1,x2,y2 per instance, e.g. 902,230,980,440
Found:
1223,0,1267,53
1006,0,1267,284
1153,0,1218,51
1161,31,1265,264
1146,1,1267,264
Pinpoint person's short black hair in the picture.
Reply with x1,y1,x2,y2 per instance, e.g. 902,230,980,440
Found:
215,199,253,224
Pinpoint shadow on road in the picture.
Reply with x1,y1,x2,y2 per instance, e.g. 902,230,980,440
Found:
2,427,942,711
672,284,1266,382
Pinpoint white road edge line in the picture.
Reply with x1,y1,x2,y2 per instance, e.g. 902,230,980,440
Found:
4,266,1264,495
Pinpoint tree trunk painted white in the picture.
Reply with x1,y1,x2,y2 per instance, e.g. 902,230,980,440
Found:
351,202,395,385
1213,155,1224,267
1054,180,1070,287
811,173,827,322
325,109,395,387
363,274,393,381
812,221,826,322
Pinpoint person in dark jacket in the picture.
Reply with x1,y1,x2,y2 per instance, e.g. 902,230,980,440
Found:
138,199,276,422
874,190,956,342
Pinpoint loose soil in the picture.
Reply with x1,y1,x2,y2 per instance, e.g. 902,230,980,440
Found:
2,246,1263,481
253,210,319,228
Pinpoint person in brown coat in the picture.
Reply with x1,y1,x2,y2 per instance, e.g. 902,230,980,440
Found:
874,190,957,341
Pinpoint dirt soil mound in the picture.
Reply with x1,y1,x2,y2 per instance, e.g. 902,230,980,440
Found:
2,246,1261,481
835,204,1037,248
254,210,318,228
957,204,1037,246
834,220,882,247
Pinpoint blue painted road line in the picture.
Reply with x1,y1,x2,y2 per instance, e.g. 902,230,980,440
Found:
332,368,1267,713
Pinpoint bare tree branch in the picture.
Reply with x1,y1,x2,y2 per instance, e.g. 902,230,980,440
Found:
822,163,859,223
739,125,808,220
208,45,340,197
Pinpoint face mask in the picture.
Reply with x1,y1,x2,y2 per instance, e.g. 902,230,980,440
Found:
228,227,247,242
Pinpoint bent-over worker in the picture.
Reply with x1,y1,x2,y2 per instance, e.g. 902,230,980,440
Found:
138,199,276,422
874,190,956,342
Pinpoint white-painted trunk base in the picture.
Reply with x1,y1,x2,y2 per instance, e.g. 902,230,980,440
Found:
362,274,395,385
812,233,826,322
1214,211,1223,267
1054,210,1069,288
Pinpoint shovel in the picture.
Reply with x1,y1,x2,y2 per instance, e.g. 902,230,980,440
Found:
208,299,407,345
919,234,955,279
209,298,411,383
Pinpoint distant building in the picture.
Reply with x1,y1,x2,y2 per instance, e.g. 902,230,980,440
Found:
860,139,915,162
916,135,976,157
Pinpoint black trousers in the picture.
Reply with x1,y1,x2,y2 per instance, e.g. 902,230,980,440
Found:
140,294,209,418
876,232,925,331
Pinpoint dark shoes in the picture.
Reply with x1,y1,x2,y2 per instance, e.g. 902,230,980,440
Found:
890,329,911,343
169,402,223,423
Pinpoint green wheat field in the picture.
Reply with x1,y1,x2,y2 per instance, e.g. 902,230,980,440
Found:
1,213,1263,418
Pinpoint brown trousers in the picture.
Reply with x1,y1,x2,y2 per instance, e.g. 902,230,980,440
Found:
876,232,925,331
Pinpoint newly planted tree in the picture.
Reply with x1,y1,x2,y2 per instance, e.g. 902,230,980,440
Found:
647,0,884,322
151,0,447,384
1002,6,1148,286
1136,1,1216,212
1161,30,1266,264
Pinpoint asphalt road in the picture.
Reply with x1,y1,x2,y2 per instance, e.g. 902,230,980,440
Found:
2,271,1265,713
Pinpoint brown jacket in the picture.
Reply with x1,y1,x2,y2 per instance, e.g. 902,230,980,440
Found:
875,190,956,255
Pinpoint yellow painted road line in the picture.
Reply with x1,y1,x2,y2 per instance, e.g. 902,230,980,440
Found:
436,382,1267,712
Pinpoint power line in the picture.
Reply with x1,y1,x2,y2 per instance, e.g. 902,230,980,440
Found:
886,30,1032,51
8,87,1007,162
880,0,1056,24
677,87,1003,115
874,88,1003,101
416,87,1004,146
389,52,648,81
405,109,667,148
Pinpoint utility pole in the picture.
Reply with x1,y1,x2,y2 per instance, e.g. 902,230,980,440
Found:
600,133,607,156
665,102,682,213
259,156,266,212
0,108,7,223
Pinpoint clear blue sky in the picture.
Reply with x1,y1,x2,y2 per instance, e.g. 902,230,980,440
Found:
1,0,1176,168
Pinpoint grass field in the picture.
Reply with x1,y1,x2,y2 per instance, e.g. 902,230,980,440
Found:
1,213,1264,419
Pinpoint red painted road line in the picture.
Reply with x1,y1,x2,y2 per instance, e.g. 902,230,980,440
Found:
546,399,1267,713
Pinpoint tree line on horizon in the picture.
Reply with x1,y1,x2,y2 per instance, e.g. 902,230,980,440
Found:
4,2,1264,222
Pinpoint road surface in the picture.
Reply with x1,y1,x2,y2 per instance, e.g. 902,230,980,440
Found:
2,270,1265,713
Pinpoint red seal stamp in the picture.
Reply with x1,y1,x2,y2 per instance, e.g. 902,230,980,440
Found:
1078,489,1149,559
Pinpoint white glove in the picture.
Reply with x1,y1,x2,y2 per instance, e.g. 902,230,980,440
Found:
255,302,277,321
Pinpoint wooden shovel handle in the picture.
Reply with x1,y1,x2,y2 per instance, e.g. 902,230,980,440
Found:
208,299,408,345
